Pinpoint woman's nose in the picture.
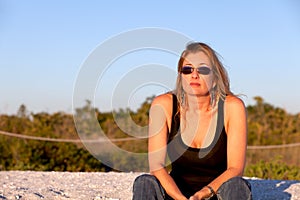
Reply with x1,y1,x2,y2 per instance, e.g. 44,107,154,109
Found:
191,69,199,79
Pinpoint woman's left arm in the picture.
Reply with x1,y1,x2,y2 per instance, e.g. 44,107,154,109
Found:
191,96,247,199
210,95,247,189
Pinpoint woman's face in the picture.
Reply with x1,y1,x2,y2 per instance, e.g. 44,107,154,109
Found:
181,52,214,96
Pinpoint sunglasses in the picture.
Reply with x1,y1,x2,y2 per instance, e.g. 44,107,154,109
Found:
181,66,211,75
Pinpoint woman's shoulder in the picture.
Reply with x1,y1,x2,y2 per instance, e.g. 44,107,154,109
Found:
151,92,174,107
224,94,246,111
150,92,174,117
224,95,247,129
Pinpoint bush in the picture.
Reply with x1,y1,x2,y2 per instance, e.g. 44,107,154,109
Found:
244,157,300,180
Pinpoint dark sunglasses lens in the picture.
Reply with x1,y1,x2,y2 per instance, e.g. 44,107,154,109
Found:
181,66,193,74
197,67,211,75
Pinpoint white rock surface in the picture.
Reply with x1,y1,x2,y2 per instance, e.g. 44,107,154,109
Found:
0,171,299,200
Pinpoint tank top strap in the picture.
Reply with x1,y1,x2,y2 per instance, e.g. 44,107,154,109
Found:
216,97,225,134
168,94,180,142
198,97,225,157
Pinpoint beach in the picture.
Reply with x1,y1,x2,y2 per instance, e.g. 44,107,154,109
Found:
1,171,300,200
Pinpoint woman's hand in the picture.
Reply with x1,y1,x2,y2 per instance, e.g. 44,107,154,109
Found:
189,186,212,200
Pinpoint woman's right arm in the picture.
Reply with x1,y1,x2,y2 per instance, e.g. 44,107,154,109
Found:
148,94,188,200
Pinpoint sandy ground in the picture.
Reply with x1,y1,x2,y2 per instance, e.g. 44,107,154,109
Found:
0,171,300,200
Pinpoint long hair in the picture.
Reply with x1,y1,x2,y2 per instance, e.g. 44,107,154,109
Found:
174,42,233,114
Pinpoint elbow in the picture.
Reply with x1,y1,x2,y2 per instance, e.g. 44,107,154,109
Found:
228,166,244,177
237,170,244,177
149,163,165,174
149,164,167,178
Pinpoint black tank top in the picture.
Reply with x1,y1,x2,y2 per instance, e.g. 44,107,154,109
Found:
167,94,227,197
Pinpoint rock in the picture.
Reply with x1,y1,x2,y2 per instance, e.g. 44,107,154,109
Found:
0,171,299,200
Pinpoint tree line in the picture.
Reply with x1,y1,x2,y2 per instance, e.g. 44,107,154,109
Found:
0,96,299,179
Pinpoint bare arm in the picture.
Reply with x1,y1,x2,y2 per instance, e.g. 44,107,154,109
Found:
148,94,188,200
191,96,248,199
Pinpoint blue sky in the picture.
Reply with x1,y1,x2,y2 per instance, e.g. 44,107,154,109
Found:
1,0,300,114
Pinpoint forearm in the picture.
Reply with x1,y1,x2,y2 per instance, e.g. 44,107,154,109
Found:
207,167,243,193
190,167,243,199
151,168,188,200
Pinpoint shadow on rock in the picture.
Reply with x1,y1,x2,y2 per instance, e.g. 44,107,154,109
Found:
248,179,300,200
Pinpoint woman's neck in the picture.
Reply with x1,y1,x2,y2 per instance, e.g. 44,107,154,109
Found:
186,94,212,112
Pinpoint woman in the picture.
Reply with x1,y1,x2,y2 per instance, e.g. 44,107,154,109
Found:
133,42,252,200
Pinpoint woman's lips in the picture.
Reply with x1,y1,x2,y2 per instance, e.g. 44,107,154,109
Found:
190,82,200,87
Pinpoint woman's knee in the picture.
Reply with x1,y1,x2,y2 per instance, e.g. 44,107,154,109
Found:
133,174,166,200
217,177,252,200
224,176,251,189
134,174,157,186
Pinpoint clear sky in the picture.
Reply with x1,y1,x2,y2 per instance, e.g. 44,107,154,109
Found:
1,0,300,115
